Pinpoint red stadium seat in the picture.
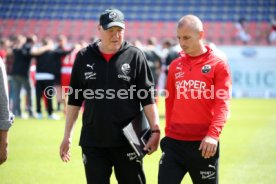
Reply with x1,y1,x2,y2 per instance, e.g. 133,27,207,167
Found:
0,19,272,46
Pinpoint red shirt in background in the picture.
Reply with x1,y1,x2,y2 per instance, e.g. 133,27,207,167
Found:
61,48,80,91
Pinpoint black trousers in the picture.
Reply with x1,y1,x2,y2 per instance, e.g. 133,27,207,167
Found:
12,75,33,116
158,137,219,184
82,145,146,184
35,80,54,115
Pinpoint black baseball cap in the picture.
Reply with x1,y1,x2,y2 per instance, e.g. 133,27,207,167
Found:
99,8,125,30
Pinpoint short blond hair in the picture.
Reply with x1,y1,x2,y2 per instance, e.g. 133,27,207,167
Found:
177,15,204,32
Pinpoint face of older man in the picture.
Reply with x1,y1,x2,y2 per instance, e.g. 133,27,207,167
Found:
98,25,125,54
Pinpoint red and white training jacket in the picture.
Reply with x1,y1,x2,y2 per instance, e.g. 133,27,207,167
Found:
165,46,231,141
61,48,80,87
61,48,79,75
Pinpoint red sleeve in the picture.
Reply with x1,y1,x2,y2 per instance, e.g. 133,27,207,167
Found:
68,52,84,106
207,60,231,140
165,62,176,127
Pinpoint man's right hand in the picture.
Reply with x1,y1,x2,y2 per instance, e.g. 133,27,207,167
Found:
0,141,8,165
59,137,72,162
0,130,8,165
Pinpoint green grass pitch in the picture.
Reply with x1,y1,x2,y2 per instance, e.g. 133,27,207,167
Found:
0,98,276,184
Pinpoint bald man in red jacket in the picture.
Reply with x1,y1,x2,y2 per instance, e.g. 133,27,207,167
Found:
158,14,231,184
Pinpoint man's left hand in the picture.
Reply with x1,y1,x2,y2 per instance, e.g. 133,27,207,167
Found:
199,136,218,159
143,131,160,155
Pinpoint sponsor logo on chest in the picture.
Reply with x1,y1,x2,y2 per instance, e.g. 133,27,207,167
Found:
176,79,206,91
202,64,211,74
84,63,97,80
174,63,213,90
118,63,131,82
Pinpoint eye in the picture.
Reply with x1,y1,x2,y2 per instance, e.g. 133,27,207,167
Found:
108,29,114,33
183,36,190,40
116,28,124,32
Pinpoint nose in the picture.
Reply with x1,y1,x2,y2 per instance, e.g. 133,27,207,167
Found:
111,30,120,38
179,38,186,45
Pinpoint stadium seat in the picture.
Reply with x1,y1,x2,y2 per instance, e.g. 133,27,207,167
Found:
0,0,275,45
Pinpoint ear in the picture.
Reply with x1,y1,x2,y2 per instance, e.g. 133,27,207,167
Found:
199,31,205,39
97,25,101,31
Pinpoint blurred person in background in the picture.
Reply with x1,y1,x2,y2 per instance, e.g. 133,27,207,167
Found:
143,37,162,90
268,16,276,44
60,42,82,114
31,37,73,120
0,38,11,62
131,39,144,50
0,57,14,165
165,39,180,77
54,35,70,112
157,39,180,96
10,34,37,118
235,17,251,44
161,39,180,91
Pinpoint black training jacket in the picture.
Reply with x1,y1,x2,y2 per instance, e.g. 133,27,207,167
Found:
11,43,33,77
68,40,155,147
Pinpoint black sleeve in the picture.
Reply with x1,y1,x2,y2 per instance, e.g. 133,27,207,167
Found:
152,50,162,64
54,48,73,57
166,50,179,66
21,44,32,56
67,52,84,106
135,50,155,106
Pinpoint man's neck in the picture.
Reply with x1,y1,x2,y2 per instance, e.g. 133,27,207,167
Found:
189,44,207,57
98,42,118,54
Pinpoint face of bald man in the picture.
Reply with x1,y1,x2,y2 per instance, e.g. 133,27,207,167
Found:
176,18,204,56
